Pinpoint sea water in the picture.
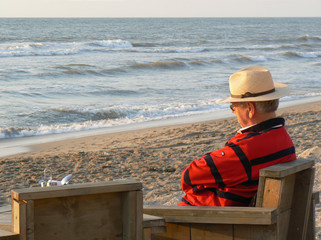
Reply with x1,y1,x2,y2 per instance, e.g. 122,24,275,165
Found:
0,18,320,139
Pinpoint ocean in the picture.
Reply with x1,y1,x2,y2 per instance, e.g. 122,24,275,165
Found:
0,18,320,139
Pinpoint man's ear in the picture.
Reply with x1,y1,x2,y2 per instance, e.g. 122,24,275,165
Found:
248,102,256,119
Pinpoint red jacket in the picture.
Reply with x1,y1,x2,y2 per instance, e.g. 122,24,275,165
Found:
179,118,296,206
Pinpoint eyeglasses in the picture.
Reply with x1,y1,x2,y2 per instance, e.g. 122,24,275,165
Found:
230,103,245,112
230,104,236,111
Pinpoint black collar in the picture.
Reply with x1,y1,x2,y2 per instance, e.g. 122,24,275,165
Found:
240,117,285,134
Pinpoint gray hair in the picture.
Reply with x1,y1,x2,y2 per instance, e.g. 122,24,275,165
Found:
254,99,279,113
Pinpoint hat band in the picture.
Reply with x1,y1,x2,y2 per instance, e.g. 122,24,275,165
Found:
231,88,275,99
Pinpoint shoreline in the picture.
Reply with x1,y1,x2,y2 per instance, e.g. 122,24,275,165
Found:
0,95,320,158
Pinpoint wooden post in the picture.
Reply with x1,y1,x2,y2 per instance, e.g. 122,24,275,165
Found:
287,168,315,240
25,201,34,240
12,200,26,240
122,190,143,240
306,192,320,240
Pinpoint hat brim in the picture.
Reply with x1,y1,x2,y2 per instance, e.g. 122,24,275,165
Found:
216,82,290,104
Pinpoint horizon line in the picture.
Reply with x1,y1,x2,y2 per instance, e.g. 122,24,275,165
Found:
1,16,321,19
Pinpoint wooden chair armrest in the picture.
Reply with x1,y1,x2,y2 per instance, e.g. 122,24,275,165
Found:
259,158,314,178
143,214,166,229
144,206,278,225
11,179,142,201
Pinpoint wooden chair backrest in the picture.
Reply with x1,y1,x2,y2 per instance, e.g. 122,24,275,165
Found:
11,180,143,240
143,158,316,240
256,159,315,240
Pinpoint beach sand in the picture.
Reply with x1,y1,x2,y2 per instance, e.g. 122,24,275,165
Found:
0,101,320,236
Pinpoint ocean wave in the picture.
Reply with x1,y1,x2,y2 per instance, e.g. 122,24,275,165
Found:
0,100,224,139
54,63,104,76
0,116,140,138
240,35,321,48
26,107,131,126
88,89,139,96
0,42,80,57
90,39,133,48
120,57,223,71
49,107,128,120
132,42,157,47
230,54,267,63
0,39,133,58
129,60,187,70
1,91,320,139
61,69,103,76
148,47,208,53
296,35,321,41
283,51,321,58
0,40,209,58
60,63,95,68
282,93,321,102
34,57,223,78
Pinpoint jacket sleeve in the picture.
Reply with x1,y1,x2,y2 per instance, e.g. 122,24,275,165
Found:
181,146,250,194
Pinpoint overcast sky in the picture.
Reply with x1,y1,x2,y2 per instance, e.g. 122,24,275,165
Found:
1,0,321,18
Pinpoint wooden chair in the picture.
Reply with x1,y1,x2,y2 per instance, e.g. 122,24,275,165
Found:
6,179,143,240
144,158,318,240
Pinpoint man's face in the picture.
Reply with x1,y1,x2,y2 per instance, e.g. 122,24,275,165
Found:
230,102,251,128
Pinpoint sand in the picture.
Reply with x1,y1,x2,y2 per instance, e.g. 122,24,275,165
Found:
0,100,320,236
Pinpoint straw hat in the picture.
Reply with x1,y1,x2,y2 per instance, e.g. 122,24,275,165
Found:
217,66,289,103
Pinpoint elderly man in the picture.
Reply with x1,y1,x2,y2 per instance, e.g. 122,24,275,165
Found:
179,66,296,206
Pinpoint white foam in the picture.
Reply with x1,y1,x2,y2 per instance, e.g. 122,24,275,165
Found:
0,39,133,58
92,39,133,48
146,47,206,53
1,94,320,140
247,55,267,62
297,52,321,58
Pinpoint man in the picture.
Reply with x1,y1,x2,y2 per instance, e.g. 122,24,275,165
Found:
179,66,296,206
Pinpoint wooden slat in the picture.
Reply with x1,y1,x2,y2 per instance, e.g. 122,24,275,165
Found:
143,214,166,240
287,168,315,240
259,159,314,178
278,174,295,212
234,224,277,240
32,192,123,240
144,228,152,240
278,209,291,240
262,178,281,208
306,192,320,240
143,206,278,225
123,191,135,240
191,223,233,240
12,200,26,240
136,190,143,239
151,223,190,240
262,174,295,211
122,190,143,240
26,200,34,240
12,179,142,201
255,175,266,207
0,229,19,240
143,214,166,229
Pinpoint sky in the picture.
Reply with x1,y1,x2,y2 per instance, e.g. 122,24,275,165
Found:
1,0,321,18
